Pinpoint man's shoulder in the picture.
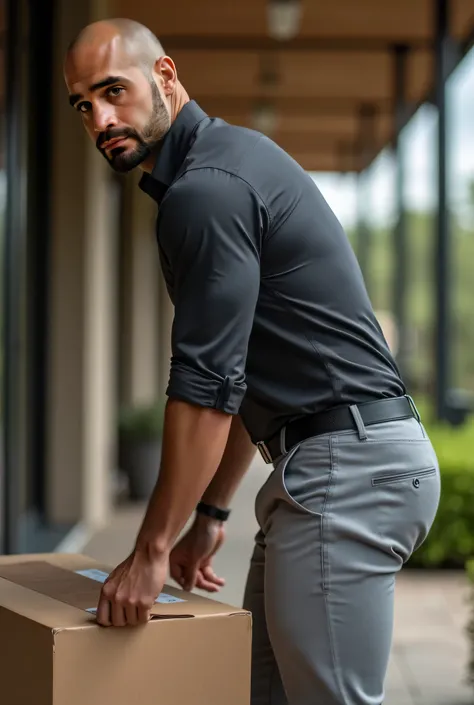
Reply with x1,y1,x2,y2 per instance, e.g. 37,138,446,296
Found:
186,117,313,205
200,115,268,152
162,163,251,207
157,136,270,251
162,154,268,217
178,118,280,185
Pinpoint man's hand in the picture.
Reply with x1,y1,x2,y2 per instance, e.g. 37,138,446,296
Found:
169,515,226,593
96,547,169,627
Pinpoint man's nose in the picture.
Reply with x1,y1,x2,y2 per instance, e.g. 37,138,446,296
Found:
93,107,117,134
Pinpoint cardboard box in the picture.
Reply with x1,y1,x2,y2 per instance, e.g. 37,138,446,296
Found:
0,553,251,705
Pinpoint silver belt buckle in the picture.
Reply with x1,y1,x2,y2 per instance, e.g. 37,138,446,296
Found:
256,441,273,464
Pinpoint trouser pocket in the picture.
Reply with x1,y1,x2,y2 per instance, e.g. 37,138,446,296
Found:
372,466,437,487
372,453,441,562
255,435,333,531
280,436,333,517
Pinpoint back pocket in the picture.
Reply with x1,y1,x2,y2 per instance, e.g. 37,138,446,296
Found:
372,466,437,487
373,464,441,562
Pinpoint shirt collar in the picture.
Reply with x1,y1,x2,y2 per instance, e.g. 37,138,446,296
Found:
139,100,209,204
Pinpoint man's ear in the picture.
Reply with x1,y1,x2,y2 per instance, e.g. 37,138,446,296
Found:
154,56,177,96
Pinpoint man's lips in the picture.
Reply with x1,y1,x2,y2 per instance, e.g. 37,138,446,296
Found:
102,136,129,150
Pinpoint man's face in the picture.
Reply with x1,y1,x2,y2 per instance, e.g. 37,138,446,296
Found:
65,38,171,172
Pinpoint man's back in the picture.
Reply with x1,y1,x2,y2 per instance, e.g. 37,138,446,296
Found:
181,113,404,440
142,101,405,442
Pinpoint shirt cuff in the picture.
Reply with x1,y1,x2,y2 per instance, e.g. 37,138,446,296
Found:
166,360,247,414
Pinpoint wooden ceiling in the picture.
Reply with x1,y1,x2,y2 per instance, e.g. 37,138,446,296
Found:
113,0,474,172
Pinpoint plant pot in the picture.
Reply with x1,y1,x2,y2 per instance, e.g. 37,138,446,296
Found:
120,438,162,501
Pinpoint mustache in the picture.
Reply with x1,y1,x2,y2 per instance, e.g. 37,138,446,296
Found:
97,127,139,150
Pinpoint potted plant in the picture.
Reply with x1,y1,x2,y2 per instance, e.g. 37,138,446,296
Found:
117,400,165,501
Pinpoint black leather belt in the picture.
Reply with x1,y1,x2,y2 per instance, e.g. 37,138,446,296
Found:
256,395,417,464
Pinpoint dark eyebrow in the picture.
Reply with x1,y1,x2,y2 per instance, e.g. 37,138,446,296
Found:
69,75,127,108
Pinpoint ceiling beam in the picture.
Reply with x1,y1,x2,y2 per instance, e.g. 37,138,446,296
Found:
161,35,434,53
291,152,356,173
193,96,394,116
272,133,361,152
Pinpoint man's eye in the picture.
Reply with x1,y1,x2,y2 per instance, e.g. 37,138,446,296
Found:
108,86,124,97
78,102,90,113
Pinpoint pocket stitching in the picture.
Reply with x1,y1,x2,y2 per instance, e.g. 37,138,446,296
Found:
371,466,436,487
280,444,328,518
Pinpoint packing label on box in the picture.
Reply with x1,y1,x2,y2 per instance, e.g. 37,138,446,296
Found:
76,568,186,612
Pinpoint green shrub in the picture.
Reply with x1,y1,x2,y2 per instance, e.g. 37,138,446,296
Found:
407,413,474,568
118,400,165,441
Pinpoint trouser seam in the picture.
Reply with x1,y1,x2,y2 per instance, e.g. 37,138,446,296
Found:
321,435,336,594
323,434,350,704
323,590,350,705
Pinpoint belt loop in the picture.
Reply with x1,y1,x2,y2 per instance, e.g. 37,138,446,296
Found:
406,394,421,423
279,425,288,455
349,405,368,441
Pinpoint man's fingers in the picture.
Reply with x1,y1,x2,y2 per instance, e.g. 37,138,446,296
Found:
137,604,152,624
170,559,189,590
202,564,225,586
96,594,112,627
112,598,149,626
111,599,127,627
178,561,225,592
170,561,184,586
195,572,221,592
125,604,139,626
196,566,225,592
183,565,199,593
100,581,128,627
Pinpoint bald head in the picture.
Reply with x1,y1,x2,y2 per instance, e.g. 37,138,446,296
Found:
64,18,188,174
66,18,165,78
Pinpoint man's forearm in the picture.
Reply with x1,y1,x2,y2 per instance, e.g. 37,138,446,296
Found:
201,414,256,508
135,398,232,555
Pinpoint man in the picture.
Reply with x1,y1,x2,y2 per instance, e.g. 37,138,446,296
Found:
64,19,441,705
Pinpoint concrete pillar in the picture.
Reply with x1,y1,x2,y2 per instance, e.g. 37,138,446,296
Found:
120,172,161,406
47,0,116,529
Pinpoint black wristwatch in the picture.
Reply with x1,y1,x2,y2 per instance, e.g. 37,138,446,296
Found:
196,501,231,522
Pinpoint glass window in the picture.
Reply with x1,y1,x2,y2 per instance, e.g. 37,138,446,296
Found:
364,148,397,316
400,103,438,395
447,47,474,397
1,0,53,553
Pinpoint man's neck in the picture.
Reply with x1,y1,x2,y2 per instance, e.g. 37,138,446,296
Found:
140,140,165,174
139,90,191,174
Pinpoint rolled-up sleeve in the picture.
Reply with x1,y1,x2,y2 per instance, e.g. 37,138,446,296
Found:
158,168,268,414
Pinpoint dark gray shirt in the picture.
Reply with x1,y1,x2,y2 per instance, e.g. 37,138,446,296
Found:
139,101,405,443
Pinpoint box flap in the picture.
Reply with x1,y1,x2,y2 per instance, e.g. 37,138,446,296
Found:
0,554,248,629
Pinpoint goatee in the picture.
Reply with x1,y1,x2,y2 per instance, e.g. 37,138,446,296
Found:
98,81,170,173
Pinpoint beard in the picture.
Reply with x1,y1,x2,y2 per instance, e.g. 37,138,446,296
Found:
97,81,170,173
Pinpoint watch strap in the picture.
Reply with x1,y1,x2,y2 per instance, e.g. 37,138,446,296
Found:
196,501,231,522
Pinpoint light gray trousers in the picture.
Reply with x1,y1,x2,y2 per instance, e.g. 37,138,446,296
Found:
243,412,441,705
